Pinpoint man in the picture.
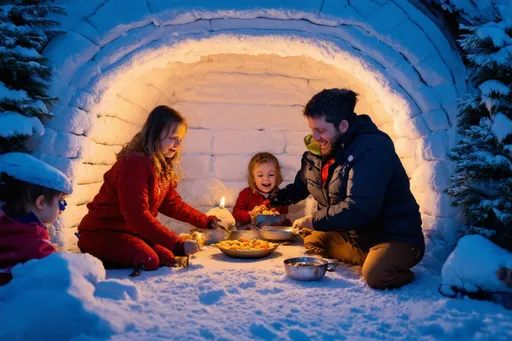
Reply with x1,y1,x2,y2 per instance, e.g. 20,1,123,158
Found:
271,89,424,289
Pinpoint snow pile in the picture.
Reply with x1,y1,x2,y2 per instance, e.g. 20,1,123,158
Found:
440,235,512,297
0,252,139,341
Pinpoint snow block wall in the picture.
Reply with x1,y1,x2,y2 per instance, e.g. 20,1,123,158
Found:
35,0,466,265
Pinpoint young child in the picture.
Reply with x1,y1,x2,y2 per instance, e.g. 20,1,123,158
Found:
0,152,72,286
233,152,290,226
77,105,220,272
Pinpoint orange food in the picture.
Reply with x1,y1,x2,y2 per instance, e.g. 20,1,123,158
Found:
252,203,280,215
217,239,276,251
261,208,279,215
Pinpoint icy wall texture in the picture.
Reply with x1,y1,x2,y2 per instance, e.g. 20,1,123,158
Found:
36,0,466,265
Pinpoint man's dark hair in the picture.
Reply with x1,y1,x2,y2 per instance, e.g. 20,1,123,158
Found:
303,88,359,126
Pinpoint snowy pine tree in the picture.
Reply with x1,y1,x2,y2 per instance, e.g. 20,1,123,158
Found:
447,19,512,251
0,1,63,153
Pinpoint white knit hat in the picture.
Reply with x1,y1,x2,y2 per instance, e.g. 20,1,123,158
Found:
0,152,73,194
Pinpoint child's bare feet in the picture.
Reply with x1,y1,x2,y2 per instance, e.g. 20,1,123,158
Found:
496,267,512,287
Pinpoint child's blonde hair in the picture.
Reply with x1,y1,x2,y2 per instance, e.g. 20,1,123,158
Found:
247,152,282,193
118,105,187,185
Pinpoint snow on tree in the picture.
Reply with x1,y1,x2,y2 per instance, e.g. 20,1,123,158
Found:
424,0,509,24
0,1,63,153
446,17,512,251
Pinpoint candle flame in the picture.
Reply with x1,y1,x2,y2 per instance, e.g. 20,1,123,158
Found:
220,196,225,209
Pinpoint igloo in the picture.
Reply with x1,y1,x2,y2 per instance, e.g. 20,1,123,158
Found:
35,0,466,264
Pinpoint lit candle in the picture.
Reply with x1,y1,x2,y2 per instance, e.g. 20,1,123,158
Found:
205,195,236,243
209,196,234,226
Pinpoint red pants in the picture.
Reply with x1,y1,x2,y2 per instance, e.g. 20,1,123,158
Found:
78,229,180,270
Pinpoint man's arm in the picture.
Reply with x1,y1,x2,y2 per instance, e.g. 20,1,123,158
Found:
271,153,310,206
312,147,394,231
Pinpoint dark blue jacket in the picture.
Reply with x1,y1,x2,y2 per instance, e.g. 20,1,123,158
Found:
275,115,424,252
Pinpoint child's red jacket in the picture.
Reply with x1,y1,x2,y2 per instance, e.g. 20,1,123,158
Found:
78,153,210,252
0,209,56,274
233,187,289,225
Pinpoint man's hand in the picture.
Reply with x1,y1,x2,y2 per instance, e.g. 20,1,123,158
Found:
269,189,292,207
184,240,200,255
292,227,313,238
292,215,313,229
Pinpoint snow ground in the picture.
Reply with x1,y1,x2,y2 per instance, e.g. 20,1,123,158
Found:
1,239,511,341
101,242,511,341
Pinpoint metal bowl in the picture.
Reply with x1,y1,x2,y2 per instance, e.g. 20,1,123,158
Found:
259,226,294,241
192,231,208,247
217,243,279,259
179,232,209,248
228,230,261,241
254,214,286,226
283,257,337,281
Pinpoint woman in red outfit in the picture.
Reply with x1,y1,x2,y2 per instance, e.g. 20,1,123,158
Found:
78,106,219,271
232,152,290,226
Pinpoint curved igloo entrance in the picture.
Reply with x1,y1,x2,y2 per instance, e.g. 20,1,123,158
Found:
36,1,466,263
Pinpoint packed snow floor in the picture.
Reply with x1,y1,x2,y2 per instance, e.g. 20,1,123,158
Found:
102,242,511,341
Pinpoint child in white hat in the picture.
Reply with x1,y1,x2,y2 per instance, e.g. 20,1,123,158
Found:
0,152,73,286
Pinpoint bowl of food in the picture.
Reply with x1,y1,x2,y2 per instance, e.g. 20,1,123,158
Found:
192,231,208,247
251,203,286,226
283,257,337,281
215,239,278,259
259,226,294,241
180,231,209,247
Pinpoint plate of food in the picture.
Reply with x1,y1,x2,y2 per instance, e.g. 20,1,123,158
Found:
215,239,279,259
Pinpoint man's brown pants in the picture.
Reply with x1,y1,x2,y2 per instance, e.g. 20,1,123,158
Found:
303,231,423,289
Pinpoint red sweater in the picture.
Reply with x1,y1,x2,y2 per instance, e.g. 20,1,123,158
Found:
232,187,288,225
0,209,56,273
78,154,209,252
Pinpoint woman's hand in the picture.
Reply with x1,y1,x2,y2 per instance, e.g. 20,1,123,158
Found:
207,215,232,233
207,216,223,230
184,240,200,255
